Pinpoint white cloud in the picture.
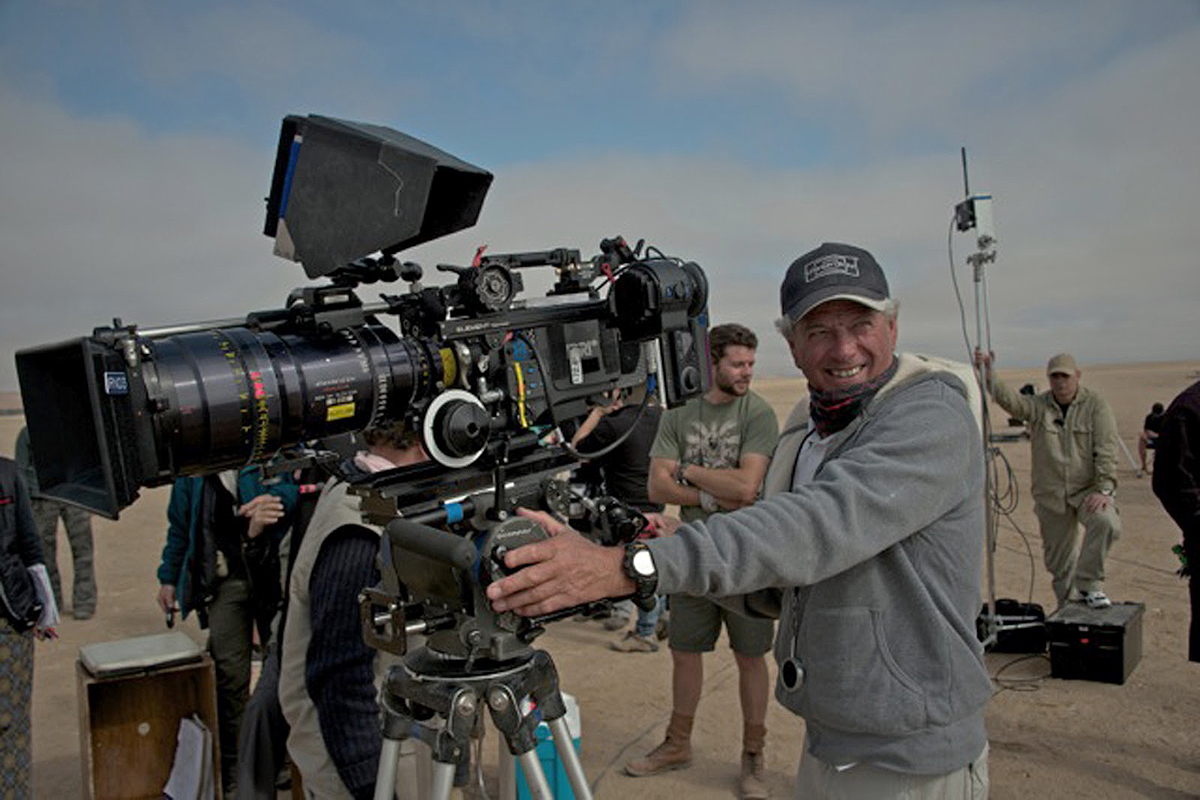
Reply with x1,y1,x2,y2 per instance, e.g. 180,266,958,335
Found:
3,0,1199,392
0,81,295,386
658,1,1166,140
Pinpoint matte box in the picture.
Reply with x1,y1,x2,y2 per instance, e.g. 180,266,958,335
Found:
1047,601,1144,685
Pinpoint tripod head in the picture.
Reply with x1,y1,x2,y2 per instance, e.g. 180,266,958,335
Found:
357,451,649,666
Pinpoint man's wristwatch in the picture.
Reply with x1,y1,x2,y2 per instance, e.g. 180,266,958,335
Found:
674,462,690,486
1099,487,1115,497
623,542,659,601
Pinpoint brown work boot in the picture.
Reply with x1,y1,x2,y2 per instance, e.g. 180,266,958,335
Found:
739,722,768,799
624,713,693,776
739,750,769,799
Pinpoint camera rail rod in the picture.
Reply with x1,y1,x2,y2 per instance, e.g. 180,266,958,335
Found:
117,301,396,340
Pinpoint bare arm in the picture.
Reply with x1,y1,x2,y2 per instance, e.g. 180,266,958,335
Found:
570,407,605,448
975,349,1036,421
681,453,771,508
648,456,702,507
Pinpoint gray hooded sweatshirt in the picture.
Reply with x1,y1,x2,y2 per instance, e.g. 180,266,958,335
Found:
646,353,992,774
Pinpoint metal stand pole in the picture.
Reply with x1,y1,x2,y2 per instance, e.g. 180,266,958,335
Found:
428,761,458,800
972,254,1000,649
498,734,516,800
548,716,591,800
1116,435,1141,472
514,751,555,799
374,738,403,800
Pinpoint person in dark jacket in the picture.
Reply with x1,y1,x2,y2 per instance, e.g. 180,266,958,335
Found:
15,426,96,618
1139,401,1166,477
279,422,428,798
156,467,297,795
1,456,58,797
1152,379,1200,662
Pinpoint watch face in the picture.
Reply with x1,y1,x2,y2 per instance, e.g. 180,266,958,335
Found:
632,548,655,577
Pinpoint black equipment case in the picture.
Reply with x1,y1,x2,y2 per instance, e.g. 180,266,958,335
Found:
1046,601,1144,685
978,599,1048,653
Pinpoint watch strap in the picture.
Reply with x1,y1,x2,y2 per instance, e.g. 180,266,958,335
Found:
623,543,658,600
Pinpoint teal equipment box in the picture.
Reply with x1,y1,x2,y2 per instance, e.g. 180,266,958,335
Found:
515,692,581,800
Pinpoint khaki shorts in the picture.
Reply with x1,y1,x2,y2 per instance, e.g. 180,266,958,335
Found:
667,594,775,655
795,743,989,799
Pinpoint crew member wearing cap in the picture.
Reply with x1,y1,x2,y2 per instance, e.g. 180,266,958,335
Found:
487,243,992,799
976,349,1122,609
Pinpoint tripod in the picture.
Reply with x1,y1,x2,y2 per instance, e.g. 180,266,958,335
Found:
373,646,592,800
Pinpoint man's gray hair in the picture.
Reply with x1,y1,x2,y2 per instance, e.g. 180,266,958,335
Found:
774,298,899,338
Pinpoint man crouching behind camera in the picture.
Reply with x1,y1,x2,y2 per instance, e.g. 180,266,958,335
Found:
279,421,427,799
487,243,992,799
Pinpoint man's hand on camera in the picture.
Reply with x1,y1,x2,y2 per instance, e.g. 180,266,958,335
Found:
239,494,285,539
486,508,635,616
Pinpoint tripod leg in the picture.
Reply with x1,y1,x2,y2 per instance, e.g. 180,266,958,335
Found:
547,716,592,800
498,730,516,800
429,760,458,800
515,750,554,800
375,737,403,800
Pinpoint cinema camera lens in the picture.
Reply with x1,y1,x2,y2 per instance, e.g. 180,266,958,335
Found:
16,114,711,520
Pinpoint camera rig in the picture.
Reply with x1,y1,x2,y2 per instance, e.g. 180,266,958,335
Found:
16,112,708,652
16,115,709,518
15,116,711,795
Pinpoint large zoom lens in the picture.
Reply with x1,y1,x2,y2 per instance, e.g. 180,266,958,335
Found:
17,252,710,519
16,322,443,517
146,325,439,471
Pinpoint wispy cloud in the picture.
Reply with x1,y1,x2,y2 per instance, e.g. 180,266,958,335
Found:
1,1,1198,389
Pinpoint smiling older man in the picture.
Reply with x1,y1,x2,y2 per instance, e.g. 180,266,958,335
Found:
488,242,992,799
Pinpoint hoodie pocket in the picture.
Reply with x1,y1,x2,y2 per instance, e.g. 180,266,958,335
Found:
798,606,928,736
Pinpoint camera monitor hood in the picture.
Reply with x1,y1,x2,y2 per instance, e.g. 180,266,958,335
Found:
264,115,493,278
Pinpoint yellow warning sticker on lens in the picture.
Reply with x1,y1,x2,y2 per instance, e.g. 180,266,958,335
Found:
326,402,355,421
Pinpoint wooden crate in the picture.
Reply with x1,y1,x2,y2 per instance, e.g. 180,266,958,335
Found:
77,655,221,799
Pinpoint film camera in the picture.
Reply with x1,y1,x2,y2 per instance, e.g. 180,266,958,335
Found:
15,114,709,666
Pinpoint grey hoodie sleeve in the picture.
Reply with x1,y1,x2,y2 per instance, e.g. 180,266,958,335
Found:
648,379,980,596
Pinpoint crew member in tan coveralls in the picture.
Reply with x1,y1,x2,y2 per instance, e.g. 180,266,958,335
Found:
976,351,1121,608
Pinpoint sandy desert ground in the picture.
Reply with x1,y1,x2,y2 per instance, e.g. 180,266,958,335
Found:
3,358,1199,799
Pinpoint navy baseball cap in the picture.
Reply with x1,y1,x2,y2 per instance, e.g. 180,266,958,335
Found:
780,242,890,327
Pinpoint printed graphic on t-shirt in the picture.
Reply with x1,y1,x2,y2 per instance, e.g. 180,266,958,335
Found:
684,419,741,469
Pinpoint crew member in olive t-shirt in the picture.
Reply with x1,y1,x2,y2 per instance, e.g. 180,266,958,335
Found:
631,322,779,800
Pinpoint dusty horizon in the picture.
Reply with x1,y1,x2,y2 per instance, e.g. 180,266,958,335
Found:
2,358,1198,797
4,357,1199,409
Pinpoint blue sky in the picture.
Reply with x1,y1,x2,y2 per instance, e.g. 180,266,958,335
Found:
2,0,1199,389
